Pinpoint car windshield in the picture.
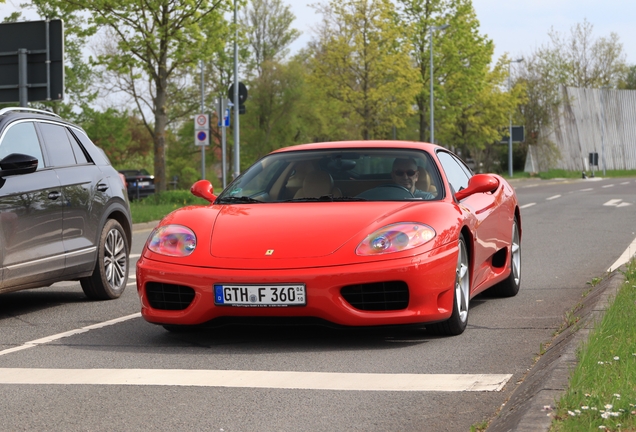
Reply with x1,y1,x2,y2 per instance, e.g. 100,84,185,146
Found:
216,149,443,203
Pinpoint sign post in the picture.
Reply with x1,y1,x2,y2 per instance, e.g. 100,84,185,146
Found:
217,97,230,188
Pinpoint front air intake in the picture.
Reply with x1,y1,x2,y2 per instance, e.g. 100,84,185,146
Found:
146,282,195,310
340,281,409,311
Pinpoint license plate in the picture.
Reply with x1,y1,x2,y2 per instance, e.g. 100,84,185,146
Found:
137,181,150,187
214,284,306,307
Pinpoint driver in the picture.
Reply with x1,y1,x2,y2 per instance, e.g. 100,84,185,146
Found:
391,158,435,199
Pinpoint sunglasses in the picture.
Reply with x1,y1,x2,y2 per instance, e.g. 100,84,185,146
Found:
393,169,417,177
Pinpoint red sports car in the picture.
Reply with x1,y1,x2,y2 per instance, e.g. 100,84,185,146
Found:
136,141,521,336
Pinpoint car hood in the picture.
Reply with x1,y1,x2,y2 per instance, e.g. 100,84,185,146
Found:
210,202,410,259
146,201,462,270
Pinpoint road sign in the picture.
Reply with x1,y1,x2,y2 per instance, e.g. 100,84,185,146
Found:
194,113,209,131
195,130,209,146
0,19,64,104
500,126,525,144
218,108,230,127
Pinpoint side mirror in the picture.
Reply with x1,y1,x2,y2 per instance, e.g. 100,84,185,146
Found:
455,174,499,201
190,179,217,203
0,153,38,177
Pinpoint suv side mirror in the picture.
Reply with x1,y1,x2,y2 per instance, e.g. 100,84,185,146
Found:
0,153,38,177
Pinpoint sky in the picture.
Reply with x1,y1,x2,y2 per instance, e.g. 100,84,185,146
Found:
287,0,636,65
1,0,634,66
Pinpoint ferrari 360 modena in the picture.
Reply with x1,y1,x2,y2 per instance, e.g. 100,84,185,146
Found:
136,141,521,336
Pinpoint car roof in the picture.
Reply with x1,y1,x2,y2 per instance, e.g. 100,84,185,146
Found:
271,140,442,154
0,107,81,130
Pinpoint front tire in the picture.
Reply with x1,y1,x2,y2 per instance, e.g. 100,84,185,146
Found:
427,234,470,336
81,219,129,300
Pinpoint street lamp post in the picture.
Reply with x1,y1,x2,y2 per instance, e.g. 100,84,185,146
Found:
508,58,523,177
233,0,240,179
429,24,449,144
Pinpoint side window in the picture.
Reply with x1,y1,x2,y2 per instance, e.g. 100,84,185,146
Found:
66,129,88,164
437,151,471,193
38,123,78,167
0,122,45,170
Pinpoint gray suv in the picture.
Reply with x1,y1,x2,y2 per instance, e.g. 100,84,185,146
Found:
0,107,132,300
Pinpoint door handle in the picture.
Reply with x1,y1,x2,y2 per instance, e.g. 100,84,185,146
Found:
48,191,61,200
97,183,109,192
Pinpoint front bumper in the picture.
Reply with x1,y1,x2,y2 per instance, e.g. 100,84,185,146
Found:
136,242,458,327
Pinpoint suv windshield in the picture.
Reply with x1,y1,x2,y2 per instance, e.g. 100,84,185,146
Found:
216,149,442,203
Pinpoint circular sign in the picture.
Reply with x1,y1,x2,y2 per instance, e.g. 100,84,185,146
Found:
196,114,207,127
197,131,207,141
228,82,248,104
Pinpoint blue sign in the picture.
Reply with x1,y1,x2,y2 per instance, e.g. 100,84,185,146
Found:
197,131,207,141
218,108,230,127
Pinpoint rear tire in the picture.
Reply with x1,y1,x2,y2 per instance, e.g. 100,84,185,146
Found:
427,234,470,336
81,219,129,300
489,217,521,297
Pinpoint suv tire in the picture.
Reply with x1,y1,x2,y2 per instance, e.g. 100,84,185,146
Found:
81,219,129,300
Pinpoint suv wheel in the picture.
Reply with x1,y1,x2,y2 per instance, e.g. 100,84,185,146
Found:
81,219,129,300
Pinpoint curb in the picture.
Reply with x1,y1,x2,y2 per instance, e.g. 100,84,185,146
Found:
487,271,624,431
132,220,160,233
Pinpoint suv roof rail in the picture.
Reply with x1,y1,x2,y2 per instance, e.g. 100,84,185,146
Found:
0,107,61,118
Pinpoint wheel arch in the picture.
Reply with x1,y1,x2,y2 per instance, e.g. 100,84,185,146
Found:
100,200,133,249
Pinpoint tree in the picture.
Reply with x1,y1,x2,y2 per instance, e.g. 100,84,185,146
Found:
34,0,232,193
80,108,153,168
452,57,526,172
397,0,494,144
240,0,300,77
618,65,636,89
241,59,307,160
308,0,421,140
516,19,628,170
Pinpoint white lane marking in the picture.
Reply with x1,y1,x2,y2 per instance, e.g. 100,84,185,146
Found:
546,195,561,200
608,235,636,272
0,368,512,392
602,184,615,188
521,184,539,188
0,313,141,357
520,203,536,209
130,253,141,259
579,188,593,192
621,182,630,185
604,199,632,208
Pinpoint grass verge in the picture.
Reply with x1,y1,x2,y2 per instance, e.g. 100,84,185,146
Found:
550,261,636,431
129,190,209,224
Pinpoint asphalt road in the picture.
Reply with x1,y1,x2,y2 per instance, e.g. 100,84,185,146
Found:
0,176,634,432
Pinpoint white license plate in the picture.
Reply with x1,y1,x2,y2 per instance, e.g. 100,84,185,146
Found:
137,181,150,186
214,284,306,307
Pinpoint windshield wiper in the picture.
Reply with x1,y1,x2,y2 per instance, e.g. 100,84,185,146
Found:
285,195,367,202
216,196,262,204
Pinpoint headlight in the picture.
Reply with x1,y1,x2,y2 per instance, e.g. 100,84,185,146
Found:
147,225,196,257
356,223,436,256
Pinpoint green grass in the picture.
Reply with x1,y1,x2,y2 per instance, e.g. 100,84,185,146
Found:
550,261,636,431
129,190,210,224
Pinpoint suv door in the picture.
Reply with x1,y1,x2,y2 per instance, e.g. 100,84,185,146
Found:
36,122,107,276
0,121,64,291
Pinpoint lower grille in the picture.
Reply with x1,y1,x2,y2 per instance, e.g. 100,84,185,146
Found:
340,281,409,311
146,282,195,310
